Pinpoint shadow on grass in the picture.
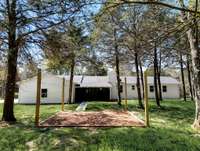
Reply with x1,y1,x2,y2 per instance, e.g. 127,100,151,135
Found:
1,123,200,151
86,100,195,125
0,100,198,151
88,101,194,125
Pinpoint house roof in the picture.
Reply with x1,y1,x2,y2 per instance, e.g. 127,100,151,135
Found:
81,76,111,87
62,75,112,88
62,75,179,87
19,72,179,87
62,75,83,84
147,76,179,84
120,76,179,84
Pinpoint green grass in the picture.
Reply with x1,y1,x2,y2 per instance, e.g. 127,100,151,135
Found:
0,100,200,151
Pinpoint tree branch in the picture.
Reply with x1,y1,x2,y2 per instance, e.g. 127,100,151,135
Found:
105,0,200,15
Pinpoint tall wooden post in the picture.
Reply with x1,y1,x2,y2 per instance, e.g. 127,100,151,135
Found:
124,77,128,110
61,77,65,111
144,70,150,127
35,69,41,127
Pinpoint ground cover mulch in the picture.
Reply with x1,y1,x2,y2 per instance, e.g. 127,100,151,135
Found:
40,110,145,127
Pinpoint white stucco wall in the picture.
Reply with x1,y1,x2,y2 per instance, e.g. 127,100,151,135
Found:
121,84,140,99
110,83,139,100
110,83,180,100
107,70,180,99
18,73,75,104
18,77,37,104
18,71,180,103
148,84,180,99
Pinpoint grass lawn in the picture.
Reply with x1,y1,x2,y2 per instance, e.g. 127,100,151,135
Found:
0,100,200,151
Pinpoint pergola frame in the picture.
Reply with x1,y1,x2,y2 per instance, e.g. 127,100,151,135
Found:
34,69,149,127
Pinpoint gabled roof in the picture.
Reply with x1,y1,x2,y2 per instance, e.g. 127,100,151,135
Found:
62,75,112,88
80,76,111,87
19,72,179,87
147,76,179,84
120,76,179,84
62,75,83,84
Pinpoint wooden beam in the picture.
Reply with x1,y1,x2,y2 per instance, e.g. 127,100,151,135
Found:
124,76,128,110
61,77,65,111
144,71,150,127
35,69,41,127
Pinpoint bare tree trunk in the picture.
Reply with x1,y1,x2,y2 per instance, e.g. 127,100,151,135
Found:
135,52,144,109
1,71,7,99
191,0,200,128
115,50,121,105
187,54,194,101
2,0,17,121
114,29,121,105
179,0,200,129
68,58,75,104
180,52,187,101
139,60,144,99
191,67,196,99
157,70,162,101
157,50,163,101
154,42,160,107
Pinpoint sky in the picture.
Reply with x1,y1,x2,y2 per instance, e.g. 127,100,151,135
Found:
13,0,195,70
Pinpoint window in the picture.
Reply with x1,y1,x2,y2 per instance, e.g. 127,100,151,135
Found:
132,85,135,90
163,86,167,92
150,86,154,92
120,85,123,93
41,89,48,98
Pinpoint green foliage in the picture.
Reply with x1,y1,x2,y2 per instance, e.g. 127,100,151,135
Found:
43,22,88,74
189,0,200,10
0,100,200,150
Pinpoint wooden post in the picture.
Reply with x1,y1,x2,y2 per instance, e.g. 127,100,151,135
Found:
144,70,150,127
61,77,65,111
35,69,41,127
124,77,128,110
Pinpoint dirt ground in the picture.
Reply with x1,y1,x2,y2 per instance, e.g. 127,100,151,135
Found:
40,110,145,127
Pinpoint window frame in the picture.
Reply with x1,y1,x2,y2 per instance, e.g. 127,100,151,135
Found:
149,85,154,92
162,85,167,93
132,85,135,90
41,88,48,98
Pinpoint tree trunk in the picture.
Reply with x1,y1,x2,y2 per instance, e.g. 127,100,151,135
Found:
191,67,196,99
135,52,144,109
114,29,121,105
154,42,160,107
139,60,145,99
157,50,163,101
68,58,75,104
1,71,7,98
2,0,17,121
180,52,187,101
115,49,121,105
178,0,200,129
157,69,162,101
187,54,194,101
189,27,200,128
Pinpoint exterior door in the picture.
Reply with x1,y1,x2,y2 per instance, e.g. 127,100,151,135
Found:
75,88,110,103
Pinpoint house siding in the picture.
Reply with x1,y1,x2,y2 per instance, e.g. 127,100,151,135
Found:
110,83,179,100
148,84,180,99
18,73,180,104
18,74,75,104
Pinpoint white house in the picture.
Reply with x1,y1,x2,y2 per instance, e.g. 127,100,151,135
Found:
18,71,180,104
